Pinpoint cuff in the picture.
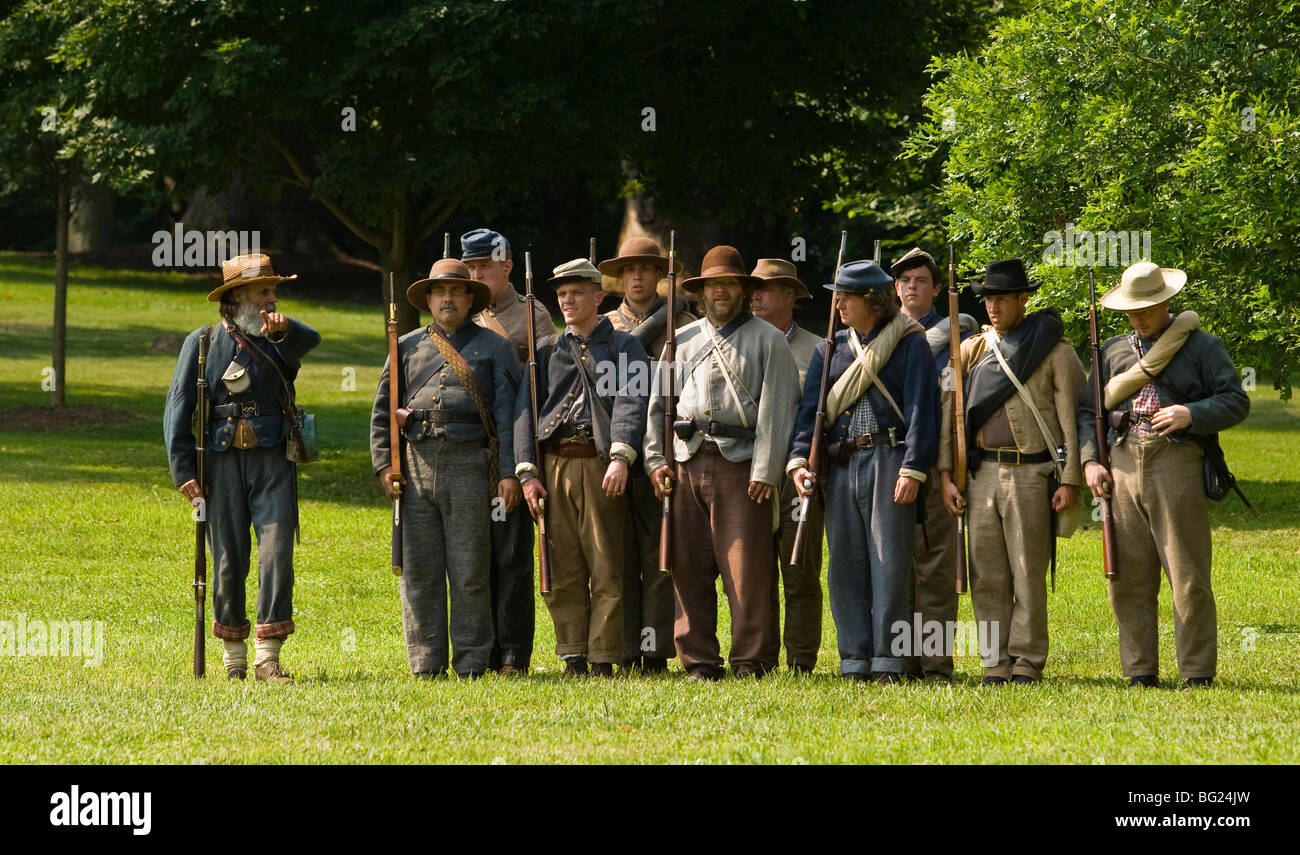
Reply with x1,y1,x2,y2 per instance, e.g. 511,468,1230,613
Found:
786,456,809,476
609,441,638,465
212,620,251,641
900,467,927,483
256,619,296,640
644,455,667,477
515,462,541,481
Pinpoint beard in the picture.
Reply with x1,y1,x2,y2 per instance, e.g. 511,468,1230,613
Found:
231,299,272,337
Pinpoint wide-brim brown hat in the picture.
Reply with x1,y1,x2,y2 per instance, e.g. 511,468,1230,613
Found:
681,245,761,294
1100,261,1187,311
750,258,811,299
407,258,490,315
596,236,684,278
207,253,298,301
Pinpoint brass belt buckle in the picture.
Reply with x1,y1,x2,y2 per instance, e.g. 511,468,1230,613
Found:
996,447,1019,465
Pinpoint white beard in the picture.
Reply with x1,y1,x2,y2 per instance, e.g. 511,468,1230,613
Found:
231,300,271,337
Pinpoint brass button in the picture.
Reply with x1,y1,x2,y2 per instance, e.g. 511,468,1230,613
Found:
568,392,574,399
562,402,569,409
227,417,234,424
439,384,446,390
704,409,710,416
422,421,429,429
580,344,587,350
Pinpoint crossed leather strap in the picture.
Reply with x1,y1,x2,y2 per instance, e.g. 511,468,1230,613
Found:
429,328,500,487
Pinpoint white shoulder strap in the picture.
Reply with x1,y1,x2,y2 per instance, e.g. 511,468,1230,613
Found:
983,330,1063,476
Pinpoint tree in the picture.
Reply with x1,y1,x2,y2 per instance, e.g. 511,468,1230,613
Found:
905,0,1300,396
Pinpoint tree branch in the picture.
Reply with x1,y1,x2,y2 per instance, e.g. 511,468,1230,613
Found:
269,136,389,252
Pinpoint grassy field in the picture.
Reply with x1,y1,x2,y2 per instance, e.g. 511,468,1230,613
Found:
1,251,1297,764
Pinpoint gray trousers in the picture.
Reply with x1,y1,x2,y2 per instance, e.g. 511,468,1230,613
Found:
824,444,914,676
207,444,296,640
908,465,958,675
400,438,495,676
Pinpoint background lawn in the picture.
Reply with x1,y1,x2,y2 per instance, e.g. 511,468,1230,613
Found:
1,253,1297,763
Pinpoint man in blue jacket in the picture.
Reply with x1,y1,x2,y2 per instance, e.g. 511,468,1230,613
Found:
787,260,940,683
165,253,320,683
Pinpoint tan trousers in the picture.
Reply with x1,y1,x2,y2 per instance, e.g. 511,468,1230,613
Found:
1107,433,1215,678
910,467,959,675
541,455,625,664
766,472,825,669
672,444,776,676
967,459,1054,680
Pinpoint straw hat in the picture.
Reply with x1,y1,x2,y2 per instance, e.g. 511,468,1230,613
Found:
207,254,298,301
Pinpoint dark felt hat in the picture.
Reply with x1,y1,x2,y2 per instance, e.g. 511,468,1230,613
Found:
970,258,1039,295
681,245,761,293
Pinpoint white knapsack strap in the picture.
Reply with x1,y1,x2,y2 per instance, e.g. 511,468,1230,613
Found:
983,329,1064,478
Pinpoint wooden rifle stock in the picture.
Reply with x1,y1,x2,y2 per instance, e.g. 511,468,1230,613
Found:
658,230,678,575
1090,269,1119,579
948,244,970,594
193,329,209,678
524,252,552,593
791,229,848,566
388,273,404,577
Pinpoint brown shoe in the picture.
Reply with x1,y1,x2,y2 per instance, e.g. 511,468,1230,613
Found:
498,664,523,677
590,662,615,679
254,661,294,684
561,658,588,678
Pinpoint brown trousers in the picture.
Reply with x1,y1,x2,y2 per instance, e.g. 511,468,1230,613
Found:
541,455,625,664
672,444,776,675
1107,433,1216,678
909,467,959,675
967,459,1055,680
766,472,824,669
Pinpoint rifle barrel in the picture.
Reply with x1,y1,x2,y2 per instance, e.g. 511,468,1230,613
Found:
791,229,848,566
193,330,209,678
524,252,552,593
1090,269,1119,579
659,230,678,575
948,243,969,595
388,273,403,577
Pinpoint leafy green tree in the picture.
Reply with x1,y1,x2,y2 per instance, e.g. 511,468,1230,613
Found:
906,0,1300,396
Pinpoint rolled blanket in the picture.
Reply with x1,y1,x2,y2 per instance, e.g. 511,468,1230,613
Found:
1103,311,1200,410
825,313,923,419
925,313,979,356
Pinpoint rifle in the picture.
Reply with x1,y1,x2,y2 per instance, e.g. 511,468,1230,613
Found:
949,244,970,595
524,251,552,593
443,232,451,259
387,273,404,577
791,229,848,566
658,230,678,575
589,237,597,265
1089,269,1119,579
193,329,210,678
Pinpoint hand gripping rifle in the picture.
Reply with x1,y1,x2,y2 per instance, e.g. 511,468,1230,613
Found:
524,252,552,593
791,229,848,566
193,330,210,678
388,273,404,577
949,245,970,594
1089,269,1118,580
658,230,679,575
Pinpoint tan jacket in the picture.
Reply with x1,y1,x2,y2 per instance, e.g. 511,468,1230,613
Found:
939,329,1086,487
474,289,557,365
786,324,823,388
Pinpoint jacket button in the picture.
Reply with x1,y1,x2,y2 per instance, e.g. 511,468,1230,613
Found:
227,417,234,424
439,384,446,390
704,409,710,415
568,392,574,398
422,421,429,429
580,344,587,350
562,403,569,409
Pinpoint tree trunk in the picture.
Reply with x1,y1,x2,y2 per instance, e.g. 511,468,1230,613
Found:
69,181,115,253
52,177,70,408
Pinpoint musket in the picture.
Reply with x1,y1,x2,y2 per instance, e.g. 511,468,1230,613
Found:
1089,268,1119,579
658,230,678,575
524,251,552,593
791,229,848,566
193,329,209,678
388,272,404,577
589,237,597,265
443,232,451,259
949,244,970,594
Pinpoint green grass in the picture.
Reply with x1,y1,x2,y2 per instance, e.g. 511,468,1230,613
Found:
1,251,1297,763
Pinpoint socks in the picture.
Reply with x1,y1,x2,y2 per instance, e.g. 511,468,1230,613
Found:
254,637,283,667
223,640,247,674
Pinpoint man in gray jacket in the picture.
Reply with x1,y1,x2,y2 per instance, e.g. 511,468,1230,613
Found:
1077,261,1249,689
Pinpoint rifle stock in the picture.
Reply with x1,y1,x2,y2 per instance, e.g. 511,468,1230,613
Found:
1090,269,1119,579
949,244,969,594
388,273,404,577
193,329,209,678
524,252,552,593
791,229,848,566
658,230,678,575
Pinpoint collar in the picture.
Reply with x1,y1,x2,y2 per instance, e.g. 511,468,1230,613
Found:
619,297,663,325
564,314,612,343
913,307,940,330
711,311,753,338
431,320,479,350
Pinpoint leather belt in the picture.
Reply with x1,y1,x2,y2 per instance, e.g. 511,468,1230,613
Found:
675,419,756,442
548,441,597,459
979,447,1052,465
401,408,481,428
828,429,899,465
213,402,263,418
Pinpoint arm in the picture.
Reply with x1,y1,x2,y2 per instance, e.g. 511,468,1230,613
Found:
1184,334,1251,434
1052,340,1088,488
609,335,650,465
268,319,321,366
643,340,669,476
750,330,801,487
899,333,940,480
785,340,827,474
493,339,522,479
164,330,201,487
369,355,394,475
